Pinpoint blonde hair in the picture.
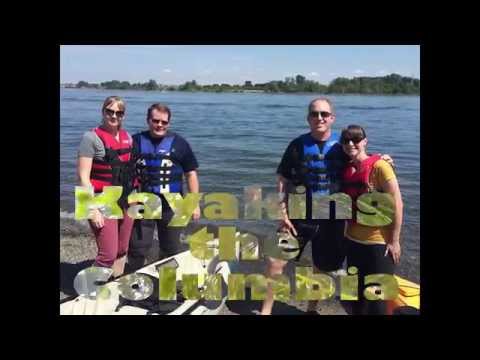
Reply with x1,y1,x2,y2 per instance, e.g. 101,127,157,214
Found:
101,96,126,129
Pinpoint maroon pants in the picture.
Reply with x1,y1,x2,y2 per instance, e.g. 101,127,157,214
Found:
89,209,134,268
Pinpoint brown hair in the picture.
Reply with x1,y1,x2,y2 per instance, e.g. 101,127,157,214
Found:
340,124,367,144
147,103,171,122
308,97,335,115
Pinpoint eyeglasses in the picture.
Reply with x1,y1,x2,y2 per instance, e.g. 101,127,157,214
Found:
340,137,365,145
150,119,169,126
309,111,332,119
104,108,125,118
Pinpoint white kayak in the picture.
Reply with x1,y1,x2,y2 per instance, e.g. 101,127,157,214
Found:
60,250,231,315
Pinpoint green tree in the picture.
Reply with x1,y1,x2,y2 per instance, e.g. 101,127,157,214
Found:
326,74,419,94
179,80,200,91
101,80,122,89
145,79,159,91
119,81,131,90
76,81,90,88
296,74,306,85
265,81,280,92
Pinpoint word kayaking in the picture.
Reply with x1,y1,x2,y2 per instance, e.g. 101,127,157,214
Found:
74,265,400,302
75,185,395,227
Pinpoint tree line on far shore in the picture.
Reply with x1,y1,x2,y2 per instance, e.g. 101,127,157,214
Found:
66,74,419,95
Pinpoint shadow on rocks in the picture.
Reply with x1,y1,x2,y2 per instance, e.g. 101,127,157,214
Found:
225,287,306,315
60,260,95,297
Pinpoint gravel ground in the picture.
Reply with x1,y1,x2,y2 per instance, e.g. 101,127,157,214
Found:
60,213,348,315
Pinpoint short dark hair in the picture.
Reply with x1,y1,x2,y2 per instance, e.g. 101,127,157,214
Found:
340,124,367,143
308,97,335,115
147,103,171,122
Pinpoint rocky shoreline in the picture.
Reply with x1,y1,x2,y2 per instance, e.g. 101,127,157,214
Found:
60,211,416,315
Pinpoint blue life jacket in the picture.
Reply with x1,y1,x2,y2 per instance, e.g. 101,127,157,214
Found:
300,132,345,195
137,133,184,194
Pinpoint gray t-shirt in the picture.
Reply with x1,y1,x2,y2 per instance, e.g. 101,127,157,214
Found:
78,130,133,159
78,131,106,160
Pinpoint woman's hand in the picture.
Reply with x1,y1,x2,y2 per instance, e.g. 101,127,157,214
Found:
90,208,105,229
385,241,401,265
192,205,201,221
279,216,298,237
381,154,395,169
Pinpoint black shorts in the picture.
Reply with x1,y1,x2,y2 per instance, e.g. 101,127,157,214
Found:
128,209,184,270
291,219,346,272
346,240,395,315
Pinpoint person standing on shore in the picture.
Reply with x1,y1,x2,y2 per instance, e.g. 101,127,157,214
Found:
260,98,393,315
340,125,403,315
77,96,136,277
127,103,201,271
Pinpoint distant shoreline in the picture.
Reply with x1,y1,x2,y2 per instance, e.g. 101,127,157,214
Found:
61,73,420,96
61,87,419,96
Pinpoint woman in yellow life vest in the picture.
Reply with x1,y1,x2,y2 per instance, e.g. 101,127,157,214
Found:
340,125,403,315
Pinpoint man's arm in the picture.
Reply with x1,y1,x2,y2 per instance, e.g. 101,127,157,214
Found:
276,141,299,236
185,170,201,220
278,174,298,236
185,170,199,192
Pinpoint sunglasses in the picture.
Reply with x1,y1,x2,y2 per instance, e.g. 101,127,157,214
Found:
309,111,332,119
104,108,125,117
340,137,365,145
150,119,169,126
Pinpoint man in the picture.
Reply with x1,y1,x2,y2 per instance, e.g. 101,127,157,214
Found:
260,97,392,315
127,103,201,271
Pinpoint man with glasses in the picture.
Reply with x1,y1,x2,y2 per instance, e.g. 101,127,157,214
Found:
260,97,392,315
127,103,201,271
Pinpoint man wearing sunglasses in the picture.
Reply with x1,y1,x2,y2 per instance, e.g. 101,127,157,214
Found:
261,97,392,315
127,103,200,271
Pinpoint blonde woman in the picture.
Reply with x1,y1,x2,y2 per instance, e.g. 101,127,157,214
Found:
77,96,135,277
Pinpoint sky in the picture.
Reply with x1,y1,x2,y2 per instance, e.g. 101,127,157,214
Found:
60,45,420,86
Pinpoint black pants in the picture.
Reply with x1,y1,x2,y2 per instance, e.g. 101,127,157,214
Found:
127,209,183,271
292,219,346,272
346,240,395,315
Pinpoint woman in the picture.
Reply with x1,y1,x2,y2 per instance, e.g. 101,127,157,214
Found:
77,96,136,277
340,125,403,315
